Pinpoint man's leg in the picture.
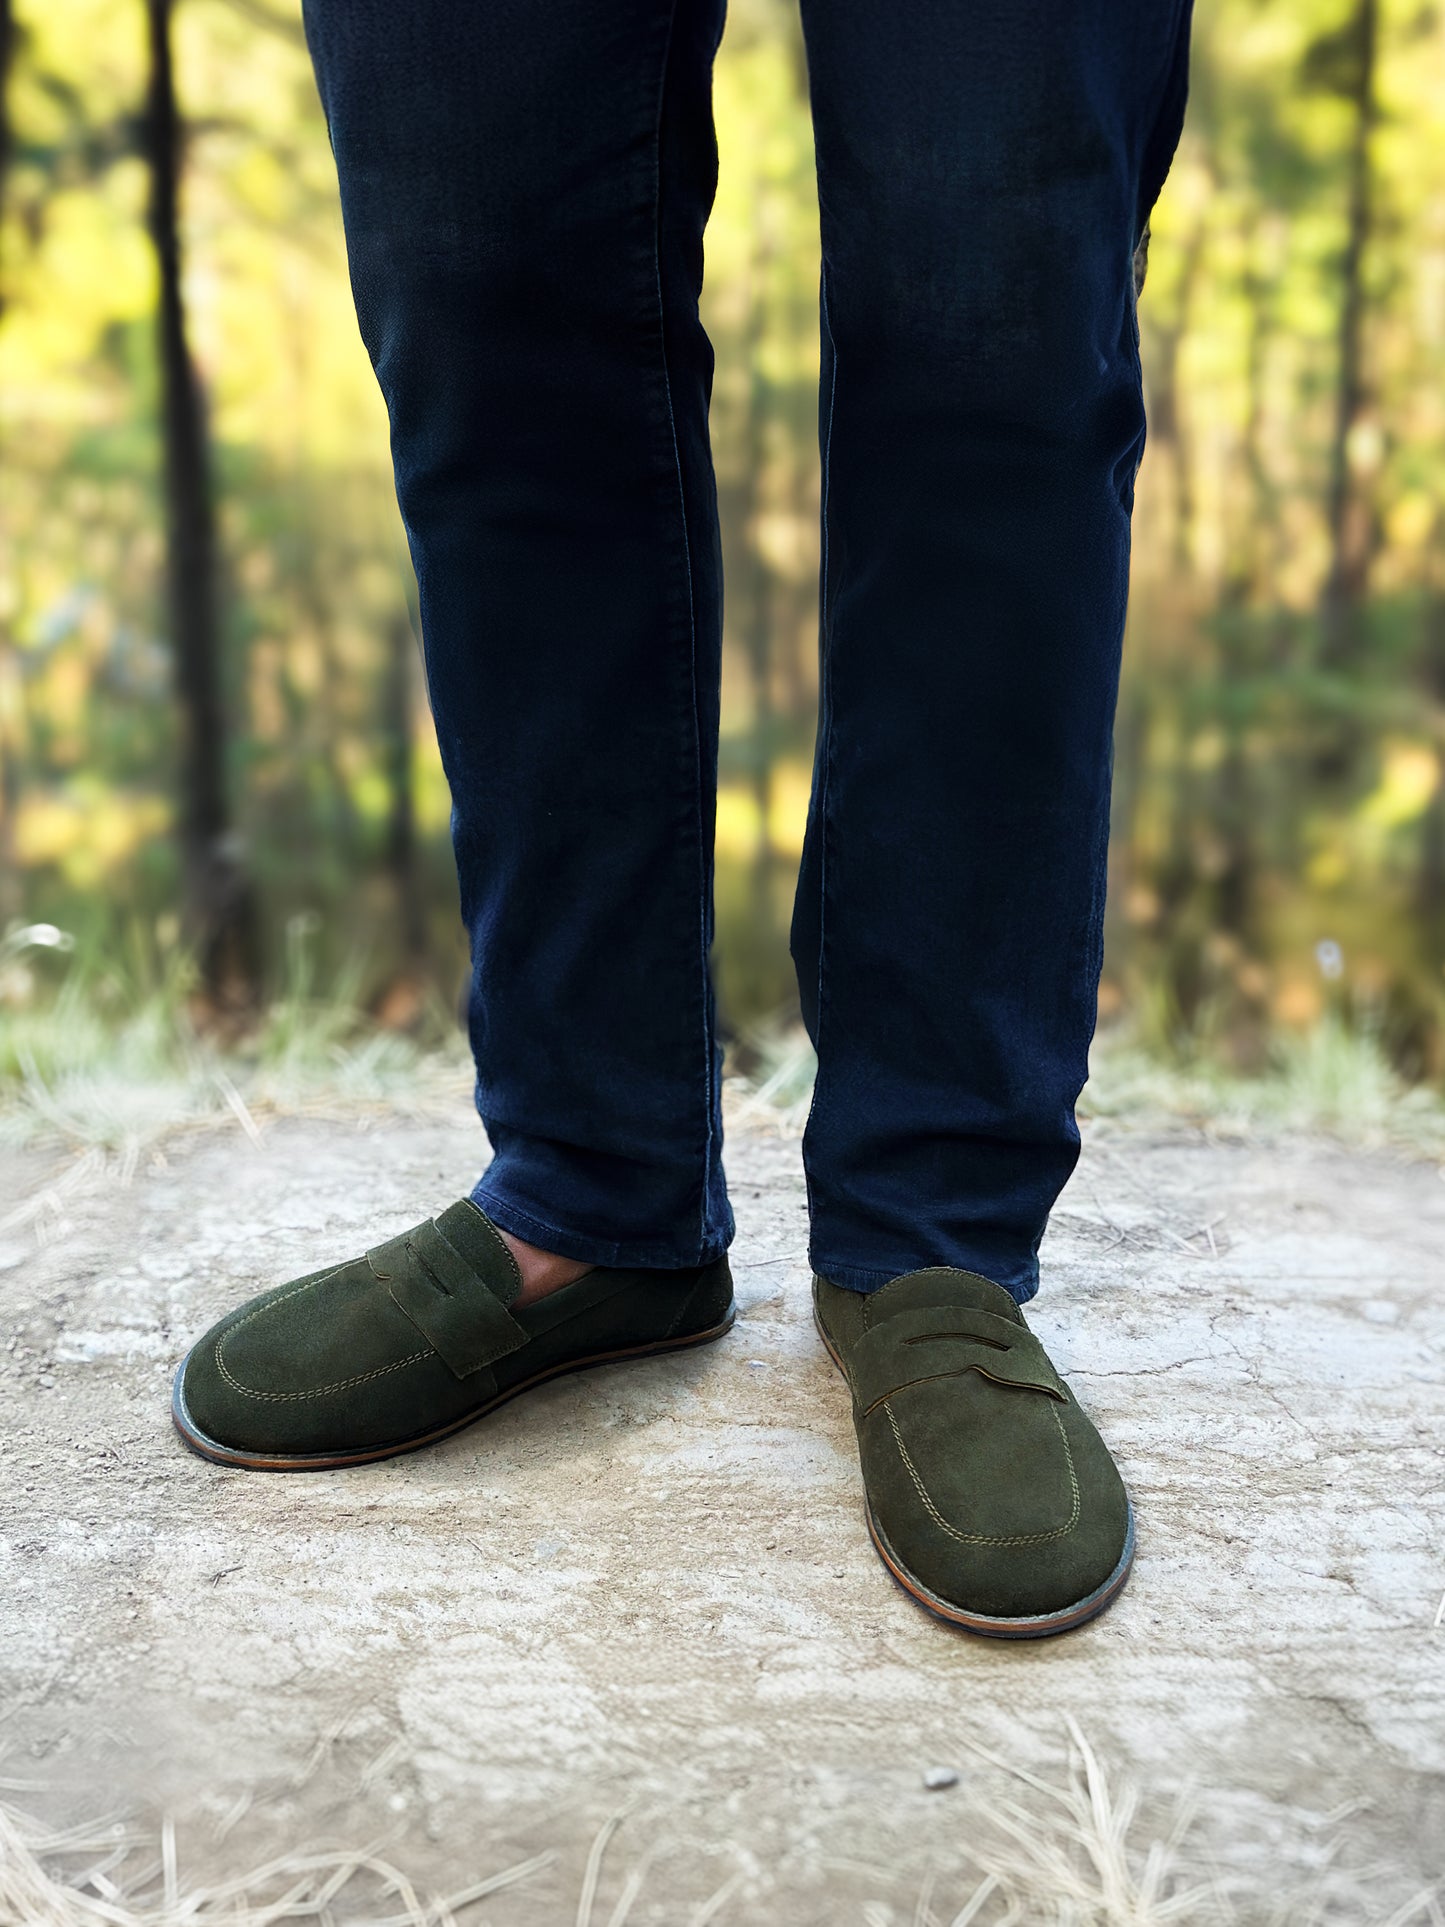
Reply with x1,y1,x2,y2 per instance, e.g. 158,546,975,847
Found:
170,0,742,1471
304,0,734,1275
793,0,1194,1301
796,0,1193,1633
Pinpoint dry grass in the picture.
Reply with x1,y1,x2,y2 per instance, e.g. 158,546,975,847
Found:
0,921,473,1181
2,1724,1438,1927
0,1801,552,1927
729,1007,1445,1161
7,918,1445,1171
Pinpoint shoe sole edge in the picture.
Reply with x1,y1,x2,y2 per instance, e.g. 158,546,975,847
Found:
171,1302,738,1472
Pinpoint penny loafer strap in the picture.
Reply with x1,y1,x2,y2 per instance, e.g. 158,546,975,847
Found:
850,1305,1068,1416
367,1216,528,1380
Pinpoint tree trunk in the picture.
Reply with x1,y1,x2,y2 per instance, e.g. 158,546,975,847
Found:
143,0,259,1014
0,0,13,327
742,229,777,936
1318,0,1380,676
383,609,428,969
1140,195,1208,580
0,0,21,929
1228,210,1282,610
1415,590,1445,980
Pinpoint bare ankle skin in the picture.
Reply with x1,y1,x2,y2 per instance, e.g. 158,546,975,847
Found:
497,1229,596,1308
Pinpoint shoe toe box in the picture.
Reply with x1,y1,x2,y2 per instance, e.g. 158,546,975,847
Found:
859,1380,1133,1626
174,1260,457,1461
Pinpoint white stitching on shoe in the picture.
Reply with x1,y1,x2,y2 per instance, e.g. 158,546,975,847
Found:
214,1266,432,1403
215,1340,433,1403
456,1204,524,1298
881,1397,1081,1547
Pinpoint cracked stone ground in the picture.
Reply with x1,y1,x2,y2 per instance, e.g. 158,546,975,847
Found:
2,1089,1443,1920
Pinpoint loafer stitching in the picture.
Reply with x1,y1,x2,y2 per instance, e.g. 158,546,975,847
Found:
215,1340,433,1403
881,1397,1082,1547
214,1267,433,1402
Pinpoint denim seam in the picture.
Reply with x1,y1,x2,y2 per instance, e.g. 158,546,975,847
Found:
1149,0,1191,137
650,0,715,1263
1123,245,1146,447
1135,0,1194,245
1123,0,1189,479
801,261,841,1257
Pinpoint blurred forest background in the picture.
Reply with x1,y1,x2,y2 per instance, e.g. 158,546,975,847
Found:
3,0,1445,1099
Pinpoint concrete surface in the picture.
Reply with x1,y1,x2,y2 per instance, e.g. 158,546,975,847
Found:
2,1087,1443,1920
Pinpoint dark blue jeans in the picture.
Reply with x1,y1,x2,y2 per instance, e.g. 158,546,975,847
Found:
301,0,1193,1301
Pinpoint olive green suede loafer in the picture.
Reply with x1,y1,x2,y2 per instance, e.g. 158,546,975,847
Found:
172,1199,735,1471
814,1267,1134,1638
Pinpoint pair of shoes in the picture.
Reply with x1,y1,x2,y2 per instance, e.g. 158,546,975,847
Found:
170,1202,1133,1636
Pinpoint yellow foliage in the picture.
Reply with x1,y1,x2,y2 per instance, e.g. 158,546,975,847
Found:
16,789,170,887
715,761,813,860
1359,741,1440,832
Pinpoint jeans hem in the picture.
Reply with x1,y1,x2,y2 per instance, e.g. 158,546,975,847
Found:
471,1176,732,1273
811,1253,1041,1307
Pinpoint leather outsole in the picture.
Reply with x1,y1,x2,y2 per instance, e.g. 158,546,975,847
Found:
864,1496,1136,1639
170,1303,738,1473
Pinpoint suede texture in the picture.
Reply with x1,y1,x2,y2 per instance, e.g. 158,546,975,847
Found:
176,1199,734,1460
815,1267,1132,1622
